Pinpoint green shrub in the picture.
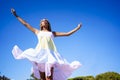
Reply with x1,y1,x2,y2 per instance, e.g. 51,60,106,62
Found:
95,72,120,80
68,76,95,80
68,72,120,80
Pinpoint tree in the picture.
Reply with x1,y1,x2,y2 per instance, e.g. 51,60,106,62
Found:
0,75,10,80
68,72,120,80
68,76,95,80
95,72,120,80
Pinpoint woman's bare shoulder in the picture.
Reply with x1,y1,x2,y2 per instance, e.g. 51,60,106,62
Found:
35,29,40,35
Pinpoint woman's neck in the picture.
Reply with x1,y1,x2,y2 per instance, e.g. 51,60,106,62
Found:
41,29,50,32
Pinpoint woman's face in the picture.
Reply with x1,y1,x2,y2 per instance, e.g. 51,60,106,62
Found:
40,20,49,29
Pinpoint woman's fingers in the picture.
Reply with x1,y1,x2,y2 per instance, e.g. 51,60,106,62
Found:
11,8,16,14
78,23,82,27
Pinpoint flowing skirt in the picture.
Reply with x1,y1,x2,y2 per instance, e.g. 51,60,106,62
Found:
12,45,81,80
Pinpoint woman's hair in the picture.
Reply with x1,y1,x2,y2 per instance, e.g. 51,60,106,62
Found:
40,19,52,31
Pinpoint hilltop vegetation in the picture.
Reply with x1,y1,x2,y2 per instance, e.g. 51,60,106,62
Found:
68,72,120,80
0,75,10,80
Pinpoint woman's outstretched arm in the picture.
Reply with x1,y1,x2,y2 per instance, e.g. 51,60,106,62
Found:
11,8,39,34
53,23,82,37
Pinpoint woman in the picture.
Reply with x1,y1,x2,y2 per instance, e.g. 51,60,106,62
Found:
11,8,82,80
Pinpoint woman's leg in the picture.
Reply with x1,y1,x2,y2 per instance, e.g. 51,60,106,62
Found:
39,71,46,80
46,67,54,80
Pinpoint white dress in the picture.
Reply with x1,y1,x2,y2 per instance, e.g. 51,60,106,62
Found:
12,31,81,80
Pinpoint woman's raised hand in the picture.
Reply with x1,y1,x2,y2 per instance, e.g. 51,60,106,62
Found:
77,23,82,30
11,8,17,17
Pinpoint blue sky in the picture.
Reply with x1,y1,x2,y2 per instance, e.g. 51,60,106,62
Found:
0,0,120,80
